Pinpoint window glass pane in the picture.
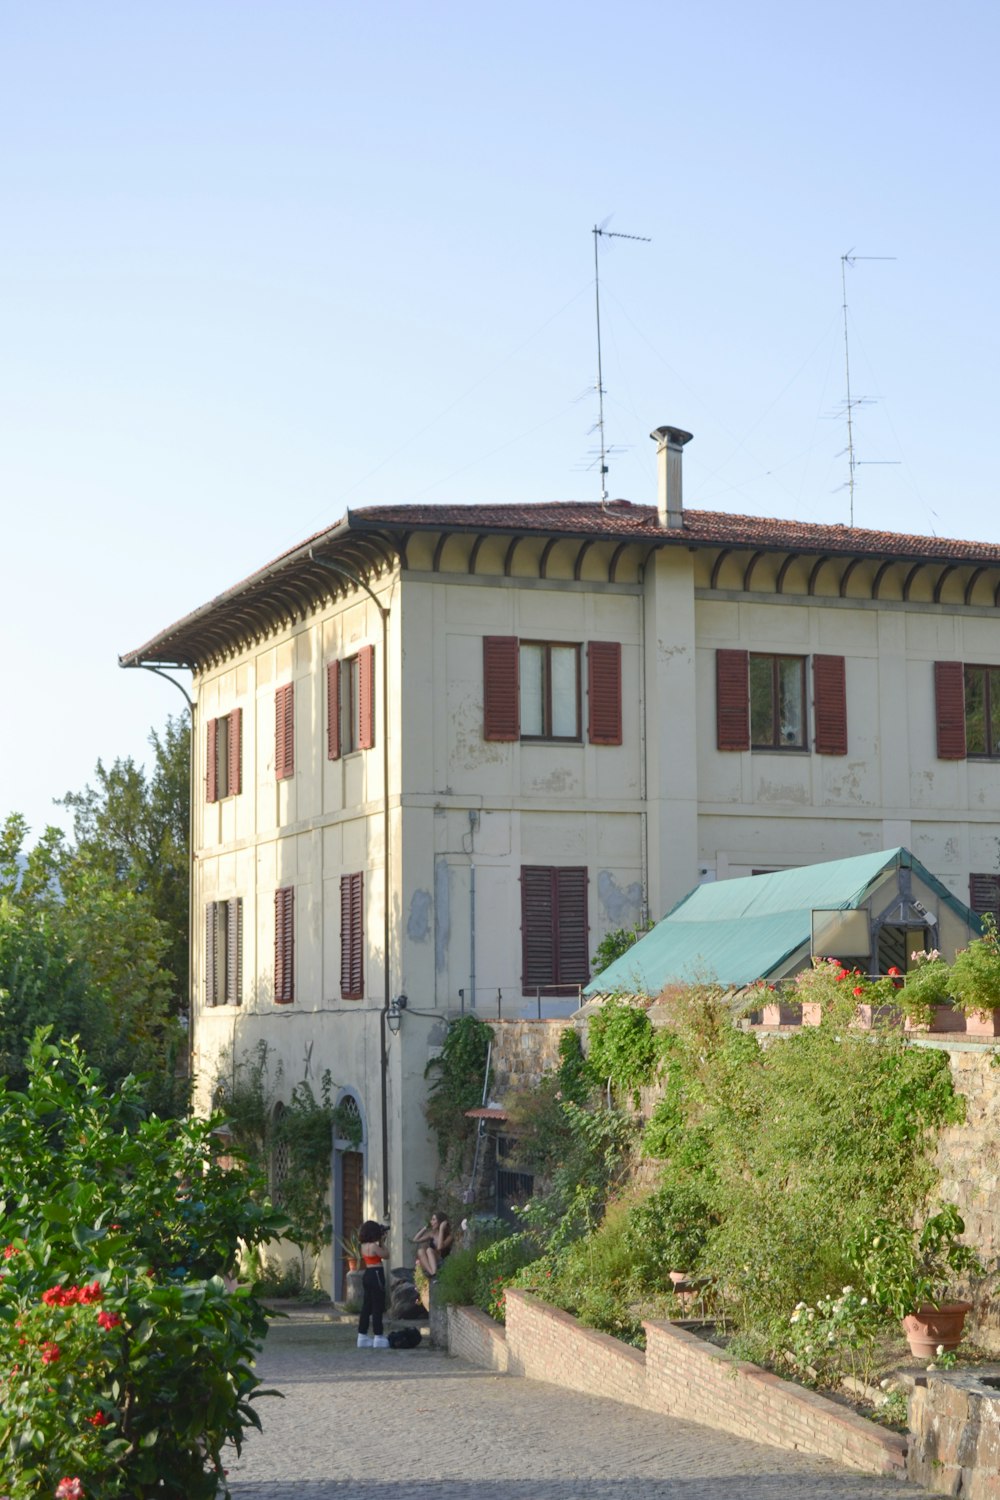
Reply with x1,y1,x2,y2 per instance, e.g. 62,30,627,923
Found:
749,656,774,746
520,645,544,736
216,716,230,798
990,671,1000,757
778,657,804,747
965,668,986,755
550,647,578,737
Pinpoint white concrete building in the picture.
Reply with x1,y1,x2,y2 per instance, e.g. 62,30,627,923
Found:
121,425,1000,1287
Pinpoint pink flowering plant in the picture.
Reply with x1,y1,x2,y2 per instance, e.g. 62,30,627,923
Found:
0,1031,289,1499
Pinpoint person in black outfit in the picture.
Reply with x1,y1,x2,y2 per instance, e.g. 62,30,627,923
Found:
357,1220,389,1349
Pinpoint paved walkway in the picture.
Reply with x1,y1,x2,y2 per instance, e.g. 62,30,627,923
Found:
227,1314,929,1500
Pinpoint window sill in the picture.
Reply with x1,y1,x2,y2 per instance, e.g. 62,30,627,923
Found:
750,746,810,755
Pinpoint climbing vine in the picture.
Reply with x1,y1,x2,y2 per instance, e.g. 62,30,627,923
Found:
424,1013,494,1169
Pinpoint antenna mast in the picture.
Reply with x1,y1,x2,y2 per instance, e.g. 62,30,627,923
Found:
839,250,896,525
592,222,650,503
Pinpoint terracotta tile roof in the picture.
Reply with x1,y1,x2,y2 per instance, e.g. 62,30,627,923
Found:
352,500,1000,565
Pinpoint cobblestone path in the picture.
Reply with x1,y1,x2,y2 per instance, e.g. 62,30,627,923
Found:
227,1315,928,1500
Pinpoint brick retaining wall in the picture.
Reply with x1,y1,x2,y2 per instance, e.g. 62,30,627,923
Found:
447,1293,906,1480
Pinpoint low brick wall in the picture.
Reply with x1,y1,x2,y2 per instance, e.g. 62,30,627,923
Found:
505,1288,647,1408
447,1293,906,1480
446,1304,508,1372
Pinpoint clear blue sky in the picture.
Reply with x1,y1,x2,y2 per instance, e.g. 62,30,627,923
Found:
3,1,999,839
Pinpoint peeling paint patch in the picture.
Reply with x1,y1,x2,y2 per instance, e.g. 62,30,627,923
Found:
597,870,644,925
407,889,432,943
434,857,451,973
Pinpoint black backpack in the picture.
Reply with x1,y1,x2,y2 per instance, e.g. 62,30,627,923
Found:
387,1327,422,1349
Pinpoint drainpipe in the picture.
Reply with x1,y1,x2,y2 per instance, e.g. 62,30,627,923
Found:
308,551,393,1224
117,662,195,1081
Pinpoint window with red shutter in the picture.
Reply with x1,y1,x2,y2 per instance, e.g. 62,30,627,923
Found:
935,661,967,760
716,650,750,751
207,711,242,800
520,865,589,996
274,887,295,1003
275,684,295,780
587,641,622,746
340,872,364,999
962,665,1000,758
483,636,520,740
358,645,375,751
228,708,242,795
813,655,848,755
327,661,341,760
969,874,1000,921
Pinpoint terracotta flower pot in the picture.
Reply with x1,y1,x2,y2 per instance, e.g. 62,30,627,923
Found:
904,1004,965,1034
801,1001,823,1027
963,1009,1000,1037
901,1301,972,1358
761,1001,802,1027
853,1004,903,1030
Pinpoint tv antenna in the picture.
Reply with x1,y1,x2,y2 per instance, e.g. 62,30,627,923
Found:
839,250,897,524
592,219,650,504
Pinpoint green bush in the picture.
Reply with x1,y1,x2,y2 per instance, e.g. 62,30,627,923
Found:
0,1030,287,1498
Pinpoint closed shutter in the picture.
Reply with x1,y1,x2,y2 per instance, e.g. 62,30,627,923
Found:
275,684,295,780
554,867,590,986
274,887,295,1003
588,641,622,746
521,866,555,989
228,708,242,796
205,902,218,1005
483,636,520,740
934,661,967,760
327,661,341,760
969,874,1000,920
226,898,243,1006
206,718,218,803
813,655,848,755
358,645,375,750
340,872,364,999
716,649,750,751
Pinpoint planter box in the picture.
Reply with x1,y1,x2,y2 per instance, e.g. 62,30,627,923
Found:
905,1004,965,1034
962,1008,1000,1037
761,1001,802,1026
801,1001,823,1026
853,1004,903,1030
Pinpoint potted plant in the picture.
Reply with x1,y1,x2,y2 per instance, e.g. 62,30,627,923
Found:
336,1230,363,1272
851,1204,983,1358
792,957,845,1025
900,949,962,1033
949,918,1000,1036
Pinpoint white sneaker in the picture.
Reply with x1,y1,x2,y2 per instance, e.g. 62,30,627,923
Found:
357,1334,373,1348
372,1335,390,1349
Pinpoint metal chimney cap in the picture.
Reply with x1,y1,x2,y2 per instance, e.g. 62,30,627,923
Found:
650,425,694,447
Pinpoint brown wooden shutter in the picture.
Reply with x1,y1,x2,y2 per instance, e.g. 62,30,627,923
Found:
275,684,295,780
521,866,554,990
716,649,750,751
228,708,242,795
226,898,243,1006
969,874,1000,919
588,641,622,746
934,661,967,760
327,661,341,760
358,645,375,750
554,867,590,986
340,872,364,999
813,655,847,755
274,887,294,1003
206,718,218,803
205,902,218,1005
483,636,520,740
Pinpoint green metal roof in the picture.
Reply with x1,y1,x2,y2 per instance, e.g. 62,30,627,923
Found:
584,848,970,997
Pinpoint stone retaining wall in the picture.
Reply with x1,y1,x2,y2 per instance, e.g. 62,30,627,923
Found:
907,1368,1000,1496
488,1019,573,1096
447,1293,906,1479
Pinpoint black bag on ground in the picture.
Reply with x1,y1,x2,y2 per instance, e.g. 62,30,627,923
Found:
387,1327,422,1349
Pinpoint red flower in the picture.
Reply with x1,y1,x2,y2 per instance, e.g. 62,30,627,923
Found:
853,986,865,997
2,1245,18,1259
77,1281,102,1304
41,1341,61,1364
96,1310,122,1331
86,1411,110,1428
888,966,901,975
56,1481,85,1500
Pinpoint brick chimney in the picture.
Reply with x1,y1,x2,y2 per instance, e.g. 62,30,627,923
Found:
651,425,693,529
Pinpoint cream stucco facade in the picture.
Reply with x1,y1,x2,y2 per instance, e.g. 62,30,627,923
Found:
122,445,1000,1290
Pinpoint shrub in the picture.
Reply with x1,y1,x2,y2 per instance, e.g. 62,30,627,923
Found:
0,1030,287,1498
